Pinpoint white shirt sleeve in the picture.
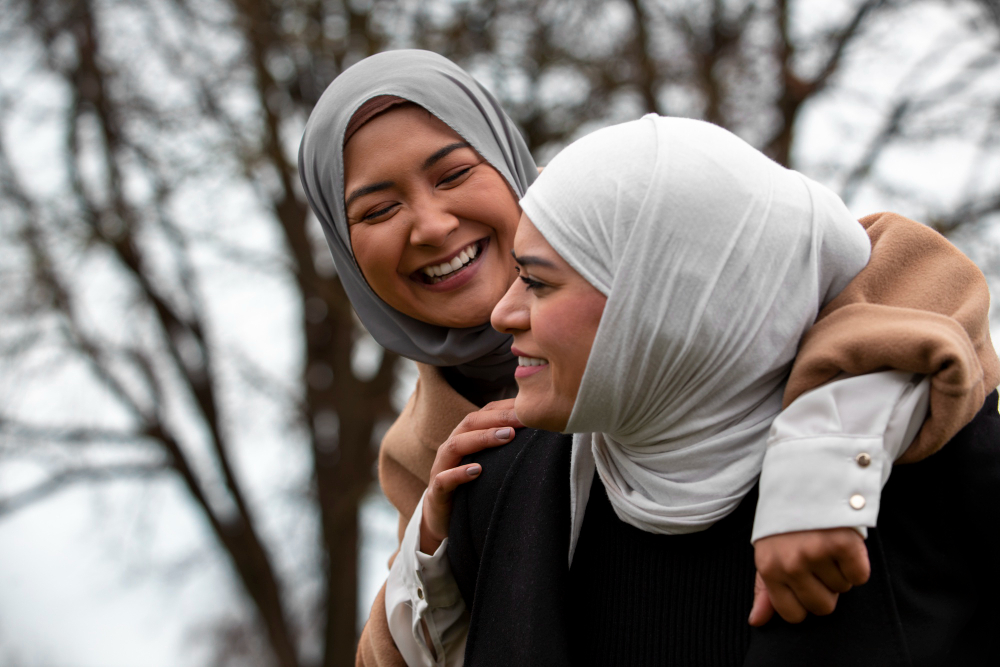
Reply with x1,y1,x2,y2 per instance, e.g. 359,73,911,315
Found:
751,370,931,542
385,492,468,667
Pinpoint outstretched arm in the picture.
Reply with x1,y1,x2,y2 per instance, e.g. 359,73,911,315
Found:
748,212,999,626
749,370,928,625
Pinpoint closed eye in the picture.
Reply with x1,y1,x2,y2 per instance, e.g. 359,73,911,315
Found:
438,166,472,186
361,203,399,221
518,275,545,291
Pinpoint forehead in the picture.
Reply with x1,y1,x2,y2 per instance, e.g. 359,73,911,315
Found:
514,214,559,258
343,105,464,174
513,213,535,245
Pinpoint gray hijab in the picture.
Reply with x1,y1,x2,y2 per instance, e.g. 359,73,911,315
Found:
298,50,537,381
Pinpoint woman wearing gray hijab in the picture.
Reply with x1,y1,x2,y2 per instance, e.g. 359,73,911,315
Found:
298,51,997,666
299,49,536,386
299,49,538,666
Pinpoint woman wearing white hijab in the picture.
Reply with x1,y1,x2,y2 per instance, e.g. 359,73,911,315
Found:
439,116,999,665
512,114,880,546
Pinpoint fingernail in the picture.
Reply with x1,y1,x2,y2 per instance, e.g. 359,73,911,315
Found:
496,427,512,440
467,465,481,476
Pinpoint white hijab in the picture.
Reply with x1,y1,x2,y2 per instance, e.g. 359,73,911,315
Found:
518,115,871,558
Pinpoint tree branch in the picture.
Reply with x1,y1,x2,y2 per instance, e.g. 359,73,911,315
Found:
0,462,167,518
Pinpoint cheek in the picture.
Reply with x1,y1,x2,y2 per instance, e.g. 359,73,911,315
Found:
485,204,521,281
489,246,518,291
350,225,405,293
461,176,520,240
544,296,605,397
351,223,412,315
576,296,606,357
350,226,378,265
493,206,520,250
539,303,597,363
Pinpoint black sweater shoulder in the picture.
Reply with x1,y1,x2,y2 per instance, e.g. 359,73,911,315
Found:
448,427,575,667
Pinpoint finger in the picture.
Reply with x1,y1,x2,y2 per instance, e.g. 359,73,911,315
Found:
433,427,516,473
837,542,872,586
811,560,854,594
427,464,483,504
786,574,840,617
454,405,523,435
748,571,776,627
767,582,809,624
421,464,483,555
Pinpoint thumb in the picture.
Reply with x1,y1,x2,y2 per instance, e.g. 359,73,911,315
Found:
841,540,872,586
748,570,776,627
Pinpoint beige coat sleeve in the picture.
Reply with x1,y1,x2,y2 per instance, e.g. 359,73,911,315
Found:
785,212,1000,464
357,363,478,667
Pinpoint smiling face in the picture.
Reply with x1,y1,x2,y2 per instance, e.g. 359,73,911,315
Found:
491,213,607,431
343,104,521,329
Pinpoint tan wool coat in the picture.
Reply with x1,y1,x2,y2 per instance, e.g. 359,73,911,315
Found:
355,212,1000,667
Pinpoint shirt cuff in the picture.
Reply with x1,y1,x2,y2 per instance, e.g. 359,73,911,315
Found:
387,492,467,667
414,537,462,608
396,494,463,612
751,435,886,543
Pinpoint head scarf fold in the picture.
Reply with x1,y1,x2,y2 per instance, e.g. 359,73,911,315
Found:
519,115,871,543
299,50,537,380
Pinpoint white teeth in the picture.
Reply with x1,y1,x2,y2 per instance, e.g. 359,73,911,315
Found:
421,242,481,279
517,356,548,367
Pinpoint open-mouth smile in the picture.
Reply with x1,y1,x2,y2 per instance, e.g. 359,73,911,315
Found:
514,353,549,378
413,238,489,288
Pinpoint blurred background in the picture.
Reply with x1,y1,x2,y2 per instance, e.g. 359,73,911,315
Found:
0,0,998,665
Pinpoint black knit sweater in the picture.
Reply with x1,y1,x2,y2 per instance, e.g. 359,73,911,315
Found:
566,477,756,666
448,392,1000,667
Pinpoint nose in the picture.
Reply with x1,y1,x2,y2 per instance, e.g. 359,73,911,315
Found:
409,197,460,247
491,278,530,333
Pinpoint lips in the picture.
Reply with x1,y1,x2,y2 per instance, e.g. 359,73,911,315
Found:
514,362,548,378
412,237,489,288
512,347,549,378
419,240,481,282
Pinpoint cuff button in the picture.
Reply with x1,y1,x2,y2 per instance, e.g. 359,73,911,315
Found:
855,453,872,467
417,588,424,600
849,494,866,510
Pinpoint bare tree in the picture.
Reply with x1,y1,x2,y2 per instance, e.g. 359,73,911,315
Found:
1,1,998,666
1,1,400,665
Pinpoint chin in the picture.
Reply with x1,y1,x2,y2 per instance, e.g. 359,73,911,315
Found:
433,311,493,329
415,298,493,329
513,394,570,433
424,291,503,329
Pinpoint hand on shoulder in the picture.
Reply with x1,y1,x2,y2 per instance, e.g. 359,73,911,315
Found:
419,399,524,554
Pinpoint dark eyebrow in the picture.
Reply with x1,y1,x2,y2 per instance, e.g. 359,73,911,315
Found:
345,142,472,210
423,142,472,170
345,180,393,209
511,249,558,269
